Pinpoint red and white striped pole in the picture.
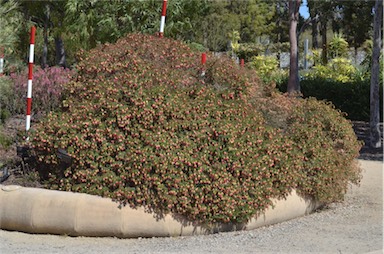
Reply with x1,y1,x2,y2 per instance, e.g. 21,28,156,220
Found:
25,26,36,135
201,53,207,76
240,59,244,68
0,47,4,76
159,0,168,38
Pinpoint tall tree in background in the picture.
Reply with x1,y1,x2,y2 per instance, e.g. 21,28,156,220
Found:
338,0,374,56
271,1,290,49
318,1,333,64
307,0,319,49
287,0,301,94
51,2,66,67
19,0,48,66
197,1,239,51
18,0,67,67
369,0,382,148
307,0,334,64
8,0,375,71
165,0,210,42
198,0,275,52
227,0,275,42
308,0,374,63
42,2,49,68
0,0,23,61
64,0,207,51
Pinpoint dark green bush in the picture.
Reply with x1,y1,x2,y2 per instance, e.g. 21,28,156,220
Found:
30,34,362,226
278,78,383,121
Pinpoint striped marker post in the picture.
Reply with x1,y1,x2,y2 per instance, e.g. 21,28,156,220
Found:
25,26,36,135
240,59,244,68
201,53,207,77
0,47,4,76
159,0,168,38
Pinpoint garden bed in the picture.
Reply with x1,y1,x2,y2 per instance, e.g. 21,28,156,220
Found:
0,183,322,238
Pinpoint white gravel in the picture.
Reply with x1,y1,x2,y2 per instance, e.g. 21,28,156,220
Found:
0,159,382,254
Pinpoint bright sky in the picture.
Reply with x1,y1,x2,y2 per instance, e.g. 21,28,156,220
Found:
300,0,310,19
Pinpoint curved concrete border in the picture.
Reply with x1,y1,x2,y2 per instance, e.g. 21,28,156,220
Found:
0,185,322,238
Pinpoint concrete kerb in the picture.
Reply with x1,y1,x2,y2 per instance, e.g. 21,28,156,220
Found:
0,184,322,238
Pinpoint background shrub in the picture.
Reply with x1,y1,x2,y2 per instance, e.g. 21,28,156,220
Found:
278,78,383,121
304,57,358,83
0,76,14,123
0,125,13,148
250,55,279,78
8,66,74,118
236,43,263,62
248,55,287,85
30,34,362,226
328,34,349,59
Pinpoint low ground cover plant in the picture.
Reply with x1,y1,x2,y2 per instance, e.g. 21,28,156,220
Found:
30,34,362,226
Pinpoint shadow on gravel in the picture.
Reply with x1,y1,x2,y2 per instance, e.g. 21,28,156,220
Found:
352,121,383,162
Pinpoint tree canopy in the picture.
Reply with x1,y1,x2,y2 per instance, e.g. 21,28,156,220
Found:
0,0,376,71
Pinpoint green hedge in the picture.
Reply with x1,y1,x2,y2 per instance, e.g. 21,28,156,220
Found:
278,78,383,121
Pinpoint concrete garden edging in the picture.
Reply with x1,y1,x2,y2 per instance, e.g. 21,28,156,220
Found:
0,184,322,238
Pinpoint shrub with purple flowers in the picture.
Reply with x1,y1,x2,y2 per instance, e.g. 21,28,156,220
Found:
9,66,74,117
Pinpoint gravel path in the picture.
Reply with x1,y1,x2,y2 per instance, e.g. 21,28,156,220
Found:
0,159,382,254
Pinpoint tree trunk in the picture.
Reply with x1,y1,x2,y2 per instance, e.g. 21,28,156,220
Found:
42,28,48,69
42,3,50,69
276,2,281,63
370,0,383,148
55,37,66,67
287,0,301,94
312,15,318,49
320,16,327,64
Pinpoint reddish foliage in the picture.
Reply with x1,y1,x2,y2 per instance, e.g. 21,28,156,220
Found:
30,34,362,225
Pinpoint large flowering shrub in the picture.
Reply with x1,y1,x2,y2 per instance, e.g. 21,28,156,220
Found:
286,98,362,202
30,34,362,225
